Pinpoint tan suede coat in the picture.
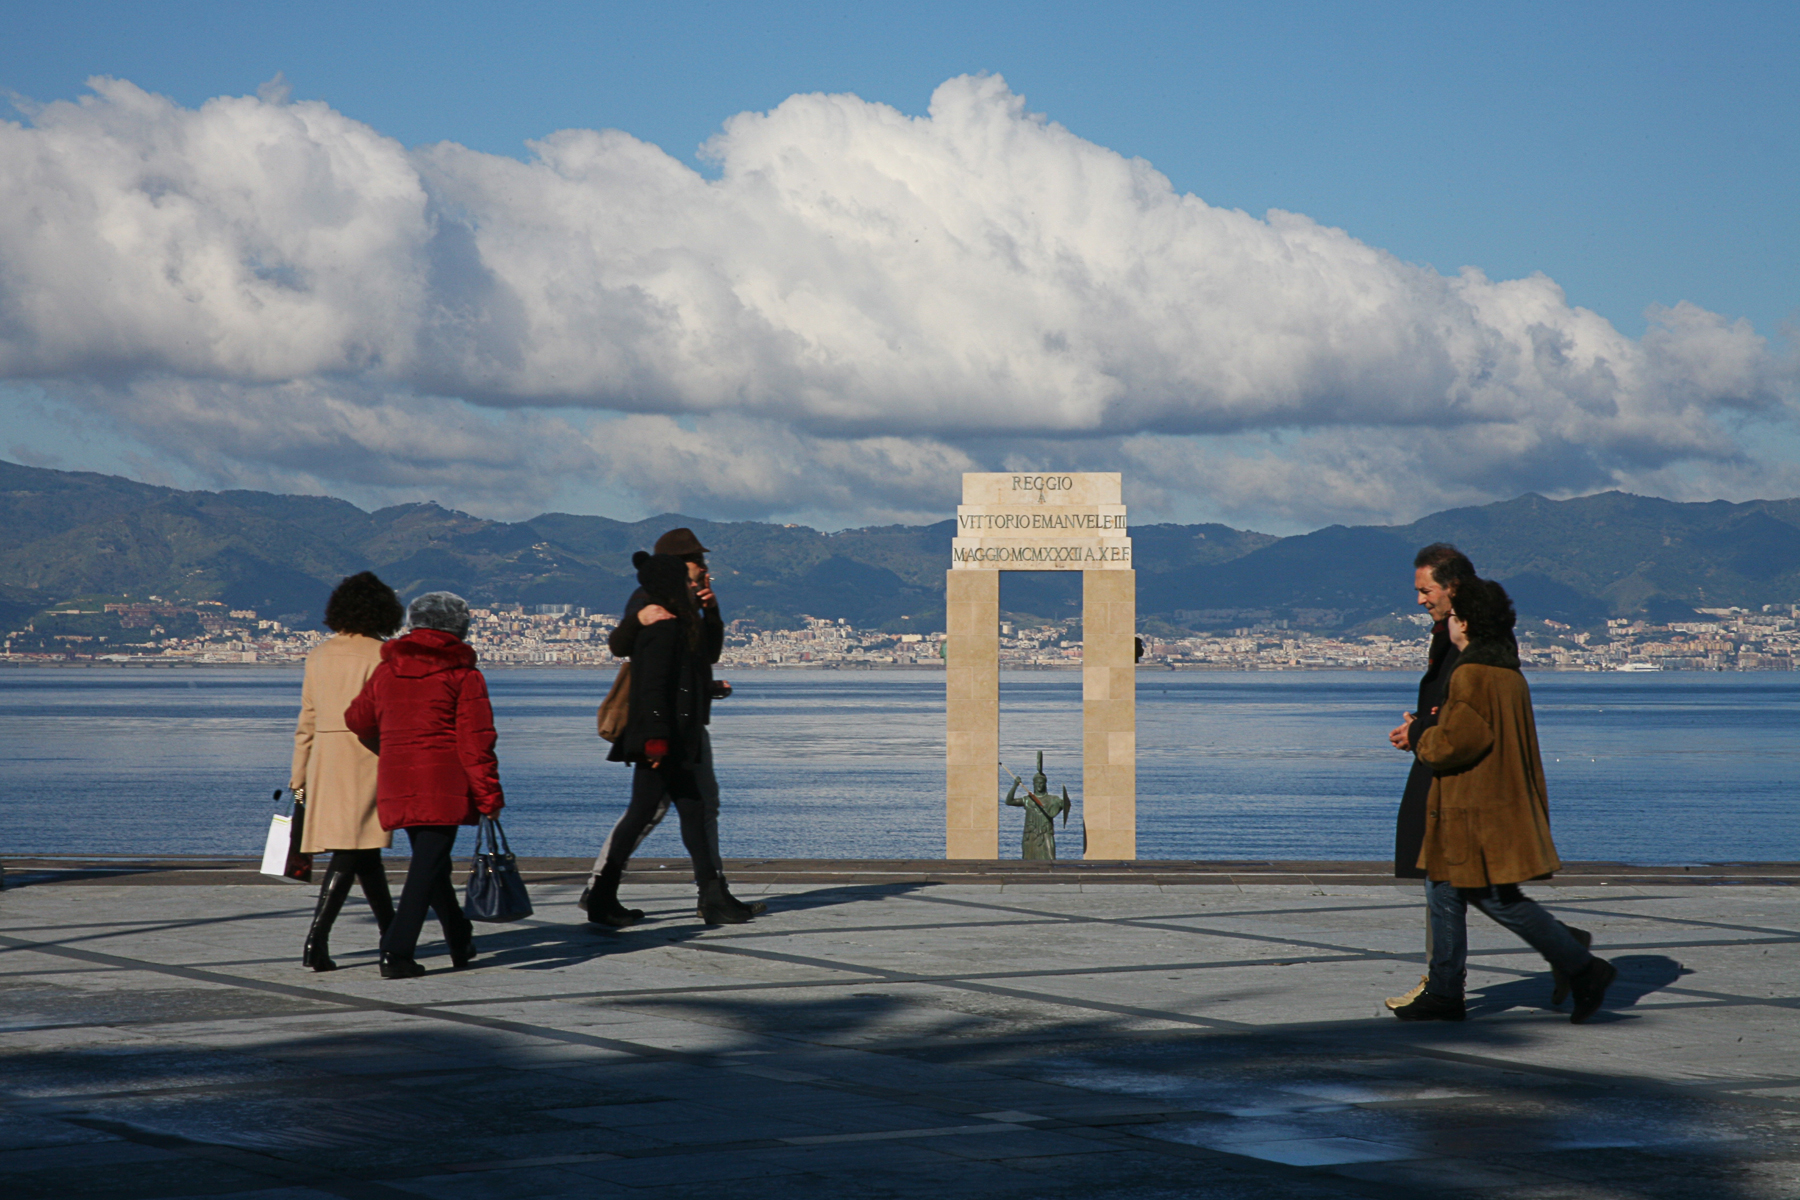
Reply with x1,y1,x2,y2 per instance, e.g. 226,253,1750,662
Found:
290,633,391,852
1414,658,1561,887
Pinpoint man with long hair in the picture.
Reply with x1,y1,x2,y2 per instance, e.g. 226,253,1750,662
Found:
1383,543,1479,1009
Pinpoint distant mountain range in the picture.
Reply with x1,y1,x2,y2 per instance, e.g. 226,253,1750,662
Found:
4,459,1799,634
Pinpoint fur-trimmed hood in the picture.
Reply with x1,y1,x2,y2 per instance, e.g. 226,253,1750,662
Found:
382,627,476,677
1453,638,1520,672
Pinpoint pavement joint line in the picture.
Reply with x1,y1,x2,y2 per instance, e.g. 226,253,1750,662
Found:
49,1114,435,1200
896,890,1568,961
9,894,1790,989
679,939,1258,1031
1542,903,1800,939
775,1120,1029,1145
0,910,306,953
889,890,1800,974
12,916,1795,1024
0,930,740,1067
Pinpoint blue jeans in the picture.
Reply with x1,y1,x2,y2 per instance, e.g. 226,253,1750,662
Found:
1426,879,1591,999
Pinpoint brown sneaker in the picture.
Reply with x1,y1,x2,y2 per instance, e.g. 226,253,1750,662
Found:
1392,990,1466,1022
1385,975,1428,1010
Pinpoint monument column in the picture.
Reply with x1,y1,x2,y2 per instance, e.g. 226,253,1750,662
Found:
1082,569,1137,859
944,569,1000,859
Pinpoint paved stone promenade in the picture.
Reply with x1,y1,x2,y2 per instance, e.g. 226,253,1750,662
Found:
2,859,1798,1199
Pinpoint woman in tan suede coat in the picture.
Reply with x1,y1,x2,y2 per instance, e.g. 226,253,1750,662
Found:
290,572,405,971
1415,643,1560,888
1389,578,1616,1025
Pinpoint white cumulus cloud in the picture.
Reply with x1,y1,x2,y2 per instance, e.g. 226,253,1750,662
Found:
0,73,1791,528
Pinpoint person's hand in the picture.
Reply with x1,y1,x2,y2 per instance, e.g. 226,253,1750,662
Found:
638,604,674,625
1389,711,1414,751
695,585,716,609
644,738,669,768
478,798,504,817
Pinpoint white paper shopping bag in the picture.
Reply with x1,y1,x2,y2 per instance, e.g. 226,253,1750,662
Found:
260,812,293,877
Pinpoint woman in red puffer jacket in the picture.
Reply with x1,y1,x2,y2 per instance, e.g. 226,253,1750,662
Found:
345,591,504,979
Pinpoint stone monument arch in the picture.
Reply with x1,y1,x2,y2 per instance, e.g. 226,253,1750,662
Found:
945,473,1135,859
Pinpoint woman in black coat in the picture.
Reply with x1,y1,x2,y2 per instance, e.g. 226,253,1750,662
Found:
594,553,742,924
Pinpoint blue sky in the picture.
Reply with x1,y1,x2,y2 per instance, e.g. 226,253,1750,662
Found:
11,0,1792,336
1,1,1796,530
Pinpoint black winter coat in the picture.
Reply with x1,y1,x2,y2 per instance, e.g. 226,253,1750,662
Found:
1394,622,1459,878
606,588,725,767
607,618,712,767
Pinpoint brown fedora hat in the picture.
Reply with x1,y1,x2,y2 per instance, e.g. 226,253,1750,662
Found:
653,527,710,558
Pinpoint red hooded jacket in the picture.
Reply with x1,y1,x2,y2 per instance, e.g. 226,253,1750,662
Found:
343,628,504,829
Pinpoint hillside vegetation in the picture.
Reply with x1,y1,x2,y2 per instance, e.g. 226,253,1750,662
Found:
4,459,1798,633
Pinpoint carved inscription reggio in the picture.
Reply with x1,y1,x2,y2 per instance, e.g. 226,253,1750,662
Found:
944,473,1137,861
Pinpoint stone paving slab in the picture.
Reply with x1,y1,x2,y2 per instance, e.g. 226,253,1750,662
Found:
2,870,1798,1198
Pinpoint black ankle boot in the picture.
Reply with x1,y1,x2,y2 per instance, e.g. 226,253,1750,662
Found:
716,875,766,918
1550,925,1592,1006
1569,956,1616,1024
696,878,750,925
355,852,396,937
449,926,477,969
379,952,426,979
1391,990,1466,1022
302,862,356,972
586,863,644,928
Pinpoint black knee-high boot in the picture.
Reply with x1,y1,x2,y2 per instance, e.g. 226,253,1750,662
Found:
302,856,357,972
354,851,395,935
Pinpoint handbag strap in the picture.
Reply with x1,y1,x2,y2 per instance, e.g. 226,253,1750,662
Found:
475,814,514,858
487,815,513,858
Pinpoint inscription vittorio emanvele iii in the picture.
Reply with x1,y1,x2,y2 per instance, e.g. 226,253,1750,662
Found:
950,472,1133,575
945,472,1136,861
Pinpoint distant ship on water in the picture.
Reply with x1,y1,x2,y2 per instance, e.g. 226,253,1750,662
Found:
1615,661,1662,672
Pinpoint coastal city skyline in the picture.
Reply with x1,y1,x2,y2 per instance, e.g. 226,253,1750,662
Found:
10,597,1796,673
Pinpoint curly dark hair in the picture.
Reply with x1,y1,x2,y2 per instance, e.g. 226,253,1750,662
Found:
1451,577,1516,645
1413,542,1477,591
323,572,404,637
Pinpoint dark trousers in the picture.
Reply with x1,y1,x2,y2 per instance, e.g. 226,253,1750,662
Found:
382,825,471,960
591,730,722,881
1426,878,1592,998
602,760,720,884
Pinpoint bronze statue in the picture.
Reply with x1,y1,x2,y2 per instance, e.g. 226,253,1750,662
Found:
1004,752,1071,860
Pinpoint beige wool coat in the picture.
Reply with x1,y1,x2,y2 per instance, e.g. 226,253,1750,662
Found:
1414,652,1562,888
290,633,391,852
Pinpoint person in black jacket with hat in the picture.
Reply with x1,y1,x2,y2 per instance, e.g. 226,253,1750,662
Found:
1383,543,1474,1009
584,538,764,926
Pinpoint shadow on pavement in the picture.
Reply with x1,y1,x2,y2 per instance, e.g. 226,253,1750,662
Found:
437,882,932,972
0,959,1787,1200
1467,954,1690,1019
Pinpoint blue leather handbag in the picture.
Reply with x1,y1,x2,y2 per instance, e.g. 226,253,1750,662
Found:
464,815,533,922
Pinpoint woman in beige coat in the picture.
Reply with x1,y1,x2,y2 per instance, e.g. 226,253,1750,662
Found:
292,572,405,971
1393,579,1616,1024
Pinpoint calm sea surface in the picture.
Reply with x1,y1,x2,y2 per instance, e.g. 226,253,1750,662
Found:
1,667,1795,863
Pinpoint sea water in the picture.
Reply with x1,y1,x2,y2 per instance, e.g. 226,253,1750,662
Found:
1,667,1795,863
